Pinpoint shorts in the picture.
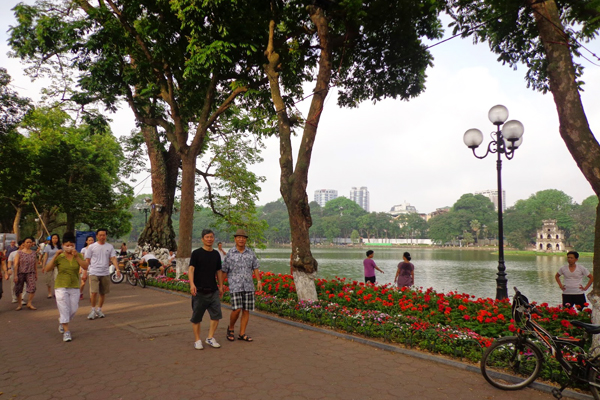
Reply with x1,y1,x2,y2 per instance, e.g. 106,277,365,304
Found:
365,276,376,284
230,291,255,311
562,294,587,309
190,290,222,323
89,275,111,295
147,259,161,270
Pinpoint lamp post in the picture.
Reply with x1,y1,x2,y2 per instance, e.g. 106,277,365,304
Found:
135,198,152,225
463,105,524,300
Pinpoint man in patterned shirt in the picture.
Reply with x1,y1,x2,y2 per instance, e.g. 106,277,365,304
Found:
222,229,262,342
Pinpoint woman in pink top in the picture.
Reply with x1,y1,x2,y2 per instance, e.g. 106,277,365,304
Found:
13,237,38,310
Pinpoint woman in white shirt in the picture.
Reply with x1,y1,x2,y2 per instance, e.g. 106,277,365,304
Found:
555,251,593,310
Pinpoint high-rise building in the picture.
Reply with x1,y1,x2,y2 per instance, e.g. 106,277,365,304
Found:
314,189,338,207
474,190,506,212
350,186,370,212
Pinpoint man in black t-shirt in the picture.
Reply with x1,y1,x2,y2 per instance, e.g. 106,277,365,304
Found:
188,229,224,350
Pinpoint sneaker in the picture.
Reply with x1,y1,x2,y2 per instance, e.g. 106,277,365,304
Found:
87,310,97,320
194,340,204,350
11,299,17,303
63,331,72,342
96,310,105,318
22,301,27,305
205,337,221,348
58,324,64,334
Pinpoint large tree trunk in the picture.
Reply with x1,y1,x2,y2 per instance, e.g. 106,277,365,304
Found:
264,6,332,300
138,125,180,250
12,203,23,240
175,152,196,276
528,0,600,340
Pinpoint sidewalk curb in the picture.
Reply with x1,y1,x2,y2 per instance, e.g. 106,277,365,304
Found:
146,285,592,400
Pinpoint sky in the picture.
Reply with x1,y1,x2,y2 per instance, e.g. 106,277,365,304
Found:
2,2,599,214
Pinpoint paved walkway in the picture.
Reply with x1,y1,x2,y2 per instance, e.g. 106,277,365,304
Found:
0,278,585,399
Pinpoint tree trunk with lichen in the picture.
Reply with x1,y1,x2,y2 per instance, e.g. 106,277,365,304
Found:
138,125,179,251
528,0,600,348
264,6,332,301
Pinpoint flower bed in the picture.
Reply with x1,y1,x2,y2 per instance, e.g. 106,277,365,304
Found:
147,271,593,384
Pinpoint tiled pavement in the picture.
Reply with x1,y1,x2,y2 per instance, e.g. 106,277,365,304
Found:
0,277,578,399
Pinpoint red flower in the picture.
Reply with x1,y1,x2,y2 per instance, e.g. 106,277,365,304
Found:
508,324,516,332
463,315,470,320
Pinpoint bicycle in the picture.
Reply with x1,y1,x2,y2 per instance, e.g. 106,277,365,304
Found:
110,258,146,288
481,287,600,399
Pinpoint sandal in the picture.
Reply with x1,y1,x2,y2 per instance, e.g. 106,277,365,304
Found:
27,305,37,310
226,328,235,342
238,334,253,342
15,306,22,311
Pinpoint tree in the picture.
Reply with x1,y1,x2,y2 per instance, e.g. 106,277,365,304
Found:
503,189,574,248
397,213,429,239
428,212,459,244
470,219,481,243
0,68,33,236
21,106,133,236
10,0,269,272
0,68,31,135
0,104,132,238
446,0,600,311
350,229,360,244
261,0,444,299
571,195,598,252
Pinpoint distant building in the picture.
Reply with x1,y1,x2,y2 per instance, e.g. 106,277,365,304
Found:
313,189,338,207
426,207,451,221
535,219,565,253
474,190,506,212
389,202,417,217
350,186,370,212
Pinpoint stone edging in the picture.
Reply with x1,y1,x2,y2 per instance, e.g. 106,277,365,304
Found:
146,285,592,400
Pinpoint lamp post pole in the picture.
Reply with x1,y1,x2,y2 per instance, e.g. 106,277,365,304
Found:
463,105,524,300
495,124,507,300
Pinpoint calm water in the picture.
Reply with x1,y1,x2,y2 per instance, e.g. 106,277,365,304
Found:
253,247,589,306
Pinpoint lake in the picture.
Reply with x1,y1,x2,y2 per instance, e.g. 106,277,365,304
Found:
253,247,587,306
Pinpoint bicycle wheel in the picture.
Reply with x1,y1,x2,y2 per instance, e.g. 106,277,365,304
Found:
481,336,543,390
126,268,137,286
137,269,146,288
110,271,124,284
588,361,600,400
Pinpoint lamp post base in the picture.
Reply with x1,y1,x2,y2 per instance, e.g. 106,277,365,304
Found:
496,265,508,300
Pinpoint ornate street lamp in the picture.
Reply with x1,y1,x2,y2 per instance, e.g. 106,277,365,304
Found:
463,105,524,300
135,198,152,224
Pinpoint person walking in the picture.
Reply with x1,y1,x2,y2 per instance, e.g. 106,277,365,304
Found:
189,229,224,350
7,240,26,304
363,250,384,284
555,251,593,310
85,229,120,319
5,240,18,259
217,242,226,261
41,233,62,299
222,229,262,342
13,237,38,310
79,235,95,300
395,252,415,289
44,232,88,342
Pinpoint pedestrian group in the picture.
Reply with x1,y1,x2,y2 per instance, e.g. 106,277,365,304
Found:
0,229,593,346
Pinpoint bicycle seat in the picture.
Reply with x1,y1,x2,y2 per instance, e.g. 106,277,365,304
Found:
571,320,600,334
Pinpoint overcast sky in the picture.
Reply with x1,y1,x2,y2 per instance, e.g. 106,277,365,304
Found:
2,2,599,214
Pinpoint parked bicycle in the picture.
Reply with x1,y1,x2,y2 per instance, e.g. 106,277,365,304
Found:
481,287,600,399
110,258,146,288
